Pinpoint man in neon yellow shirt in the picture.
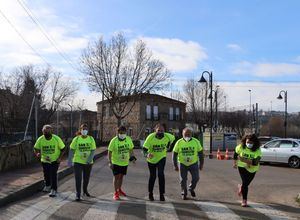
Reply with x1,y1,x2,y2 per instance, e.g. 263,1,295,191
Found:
69,123,96,201
143,124,175,201
108,126,136,200
173,127,204,200
34,124,65,197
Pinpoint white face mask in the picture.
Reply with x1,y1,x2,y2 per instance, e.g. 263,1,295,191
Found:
184,137,191,142
81,130,88,136
118,134,126,140
246,143,253,149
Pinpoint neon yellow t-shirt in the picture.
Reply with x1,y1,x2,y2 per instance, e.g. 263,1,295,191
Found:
108,136,134,166
173,137,203,166
34,134,65,163
70,135,96,164
143,132,175,164
235,144,262,173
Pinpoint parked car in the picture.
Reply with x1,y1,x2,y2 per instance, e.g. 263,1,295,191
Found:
260,138,300,168
258,136,279,146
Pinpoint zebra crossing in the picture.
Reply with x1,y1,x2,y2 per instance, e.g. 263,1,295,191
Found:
2,192,299,220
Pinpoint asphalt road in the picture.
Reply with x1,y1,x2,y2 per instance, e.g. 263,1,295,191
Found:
1,150,299,220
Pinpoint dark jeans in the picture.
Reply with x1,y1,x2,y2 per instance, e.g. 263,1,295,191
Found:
179,162,199,195
238,167,256,200
42,162,60,190
74,163,92,196
148,157,166,195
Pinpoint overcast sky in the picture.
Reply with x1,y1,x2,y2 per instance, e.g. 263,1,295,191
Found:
0,0,300,112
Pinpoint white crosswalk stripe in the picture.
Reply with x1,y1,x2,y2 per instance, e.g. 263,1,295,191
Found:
194,201,241,220
248,202,298,220
10,191,73,220
146,196,179,220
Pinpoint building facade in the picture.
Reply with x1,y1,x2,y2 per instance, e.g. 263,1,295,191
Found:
97,93,186,142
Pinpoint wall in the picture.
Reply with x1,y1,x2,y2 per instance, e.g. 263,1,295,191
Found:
0,141,37,172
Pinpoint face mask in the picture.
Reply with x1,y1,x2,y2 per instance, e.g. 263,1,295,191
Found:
184,137,191,142
118,134,126,140
156,132,164,139
44,133,52,139
81,130,88,136
246,143,253,149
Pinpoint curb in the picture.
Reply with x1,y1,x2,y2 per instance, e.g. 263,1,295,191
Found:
0,149,107,208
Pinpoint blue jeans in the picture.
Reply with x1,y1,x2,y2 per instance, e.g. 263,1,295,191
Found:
179,162,199,195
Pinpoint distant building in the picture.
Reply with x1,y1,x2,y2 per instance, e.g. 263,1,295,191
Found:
97,93,186,142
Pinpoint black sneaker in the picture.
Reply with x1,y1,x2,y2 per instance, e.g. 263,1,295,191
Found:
181,194,187,200
189,189,196,197
160,194,165,201
149,193,154,201
76,194,81,201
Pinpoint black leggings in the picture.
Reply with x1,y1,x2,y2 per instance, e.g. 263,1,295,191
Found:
74,163,92,196
238,167,256,200
148,157,166,195
42,162,59,190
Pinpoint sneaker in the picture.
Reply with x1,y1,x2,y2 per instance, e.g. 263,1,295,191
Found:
42,186,51,193
113,192,120,200
83,192,91,197
149,193,154,201
189,189,196,197
181,194,187,200
241,200,248,207
49,189,57,197
160,194,165,201
118,189,127,197
76,194,81,201
237,184,242,197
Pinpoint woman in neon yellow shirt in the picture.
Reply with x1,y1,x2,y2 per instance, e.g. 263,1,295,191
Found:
143,123,175,201
69,123,96,201
233,134,261,207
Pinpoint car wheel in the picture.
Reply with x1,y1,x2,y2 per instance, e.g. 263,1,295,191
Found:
288,156,300,168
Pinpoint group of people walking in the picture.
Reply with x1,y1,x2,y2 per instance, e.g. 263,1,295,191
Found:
34,123,261,207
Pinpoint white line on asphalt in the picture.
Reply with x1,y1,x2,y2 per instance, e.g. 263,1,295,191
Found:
248,202,297,220
146,195,180,220
194,201,241,220
82,193,120,220
11,191,73,220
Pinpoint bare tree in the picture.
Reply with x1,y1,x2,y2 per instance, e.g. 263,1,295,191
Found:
80,33,170,125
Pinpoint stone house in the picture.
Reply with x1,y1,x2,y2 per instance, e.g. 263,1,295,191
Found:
97,93,186,142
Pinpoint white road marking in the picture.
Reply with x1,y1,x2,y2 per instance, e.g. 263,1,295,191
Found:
82,193,120,220
194,201,241,220
11,191,73,220
146,195,179,220
248,202,297,220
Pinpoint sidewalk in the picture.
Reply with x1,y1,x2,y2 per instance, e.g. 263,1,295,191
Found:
0,147,107,208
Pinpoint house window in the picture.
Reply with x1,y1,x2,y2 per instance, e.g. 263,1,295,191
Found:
102,106,107,117
153,105,159,120
169,107,174,121
146,105,152,120
175,107,180,121
128,127,133,137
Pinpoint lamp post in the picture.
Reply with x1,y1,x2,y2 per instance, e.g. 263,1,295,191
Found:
68,104,73,138
277,90,288,138
198,71,213,159
248,89,252,131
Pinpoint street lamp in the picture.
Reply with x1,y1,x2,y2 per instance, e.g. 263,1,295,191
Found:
208,86,219,132
198,71,213,159
277,90,288,138
68,104,73,138
248,89,252,131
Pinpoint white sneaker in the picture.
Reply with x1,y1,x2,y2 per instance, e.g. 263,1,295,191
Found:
49,189,57,197
42,186,51,193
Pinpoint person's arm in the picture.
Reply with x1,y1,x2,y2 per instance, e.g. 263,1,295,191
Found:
252,156,261,166
198,150,204,170
233,151,238,168
129,149,137,162
108,151,113,169
87,150,95,164
172,152,179,171
68,149,74,166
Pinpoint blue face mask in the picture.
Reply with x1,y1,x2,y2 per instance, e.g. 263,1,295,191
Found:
246,143,253,149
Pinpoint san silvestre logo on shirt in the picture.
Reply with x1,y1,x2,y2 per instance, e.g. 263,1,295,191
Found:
42,145,56,154
78,143,91,152
152,144,166,152
117,144,130,154
181,146,195,156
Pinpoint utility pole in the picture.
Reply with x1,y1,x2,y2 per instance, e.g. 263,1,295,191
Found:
35,94,38,139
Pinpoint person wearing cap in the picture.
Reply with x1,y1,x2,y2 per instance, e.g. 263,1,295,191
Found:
34,124,65,197
172,127,204,200
143,123,175,201
108,126,136,200
68,123,96,201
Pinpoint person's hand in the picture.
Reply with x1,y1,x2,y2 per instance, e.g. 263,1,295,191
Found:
109,162,113,169
45,156,51,162
35,152,41,158
174,166,179,171
147,153,154,159
199,165,203,171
